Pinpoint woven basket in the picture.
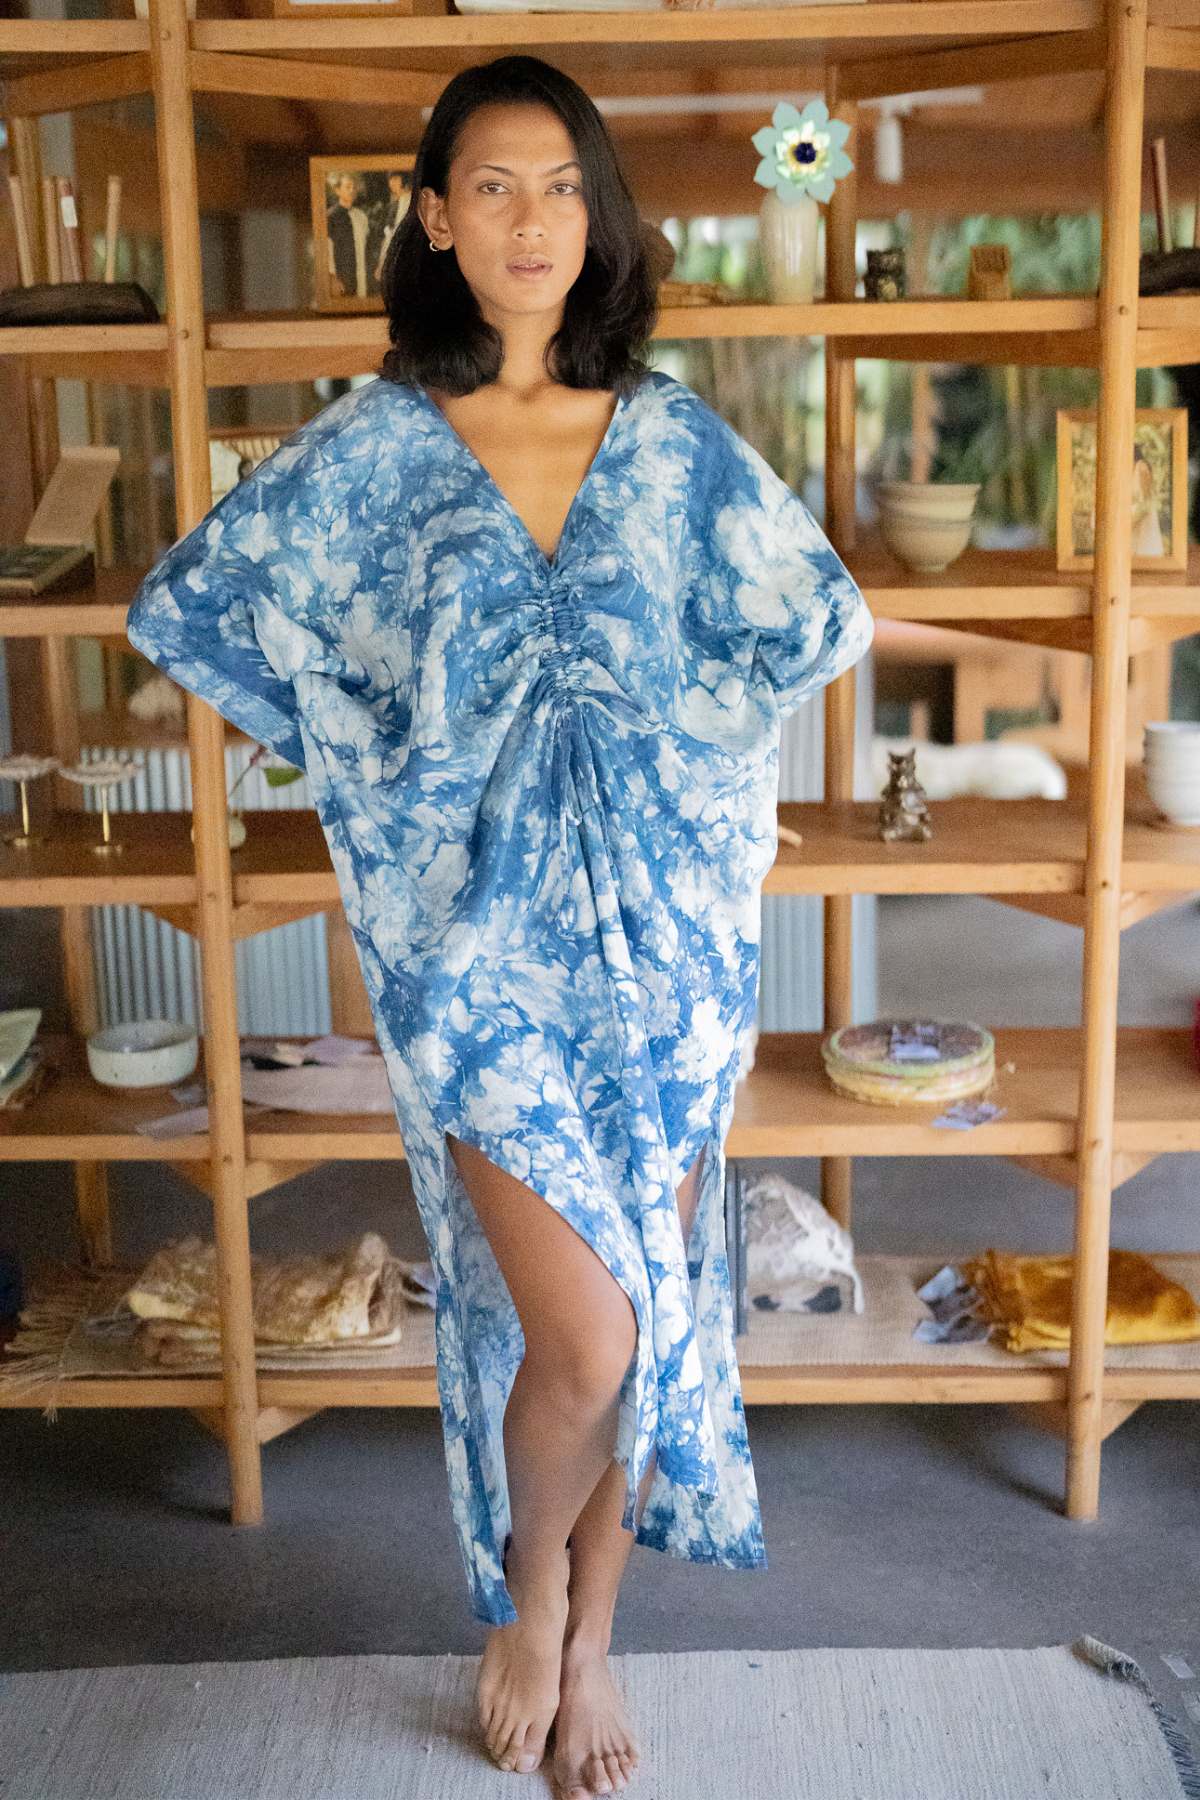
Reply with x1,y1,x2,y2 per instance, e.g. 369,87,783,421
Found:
821,1017,995,1107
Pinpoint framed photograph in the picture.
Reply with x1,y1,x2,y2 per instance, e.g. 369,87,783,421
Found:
309,155,416,314
1056,406,1189,571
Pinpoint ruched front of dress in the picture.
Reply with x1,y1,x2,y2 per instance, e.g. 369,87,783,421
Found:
124,367,875,1624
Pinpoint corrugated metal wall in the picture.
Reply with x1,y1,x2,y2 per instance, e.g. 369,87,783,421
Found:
763,653,878,1030
84,744,330,1038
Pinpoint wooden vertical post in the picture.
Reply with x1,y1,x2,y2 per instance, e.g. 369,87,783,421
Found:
146,0,264,1522
7,108,110,1264
821,65,860,1232
1066,0,1147,1519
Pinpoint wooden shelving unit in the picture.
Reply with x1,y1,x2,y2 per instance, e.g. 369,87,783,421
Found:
2,0,1197,1530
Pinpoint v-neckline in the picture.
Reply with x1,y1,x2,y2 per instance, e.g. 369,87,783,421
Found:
414,380,628,574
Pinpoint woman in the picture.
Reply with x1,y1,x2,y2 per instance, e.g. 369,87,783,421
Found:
125,53,873,1800
1130,447,1165,558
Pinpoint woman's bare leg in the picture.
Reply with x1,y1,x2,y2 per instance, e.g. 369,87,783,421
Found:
446,1131,640,1779
550,1145,707,1799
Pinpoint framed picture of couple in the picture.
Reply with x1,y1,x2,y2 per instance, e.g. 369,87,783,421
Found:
1056,406,1189,571
309,155,417,313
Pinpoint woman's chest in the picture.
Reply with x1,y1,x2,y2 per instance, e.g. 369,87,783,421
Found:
426,386,620,563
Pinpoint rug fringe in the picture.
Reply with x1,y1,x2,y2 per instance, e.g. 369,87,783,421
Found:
1073,1634,1200,1798
0,1259,136,1420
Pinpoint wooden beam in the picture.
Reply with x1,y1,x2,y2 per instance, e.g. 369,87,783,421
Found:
190,49,445,107
836,27,1107,99
1146,22,1200,67
3,52,152,119
1005,1398,1144,1439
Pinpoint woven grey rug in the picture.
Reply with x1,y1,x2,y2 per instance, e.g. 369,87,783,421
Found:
1,1637,1196,1799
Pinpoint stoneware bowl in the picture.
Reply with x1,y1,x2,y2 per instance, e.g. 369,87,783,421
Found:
878,510,975,574
879,479,981,523
1144,722,1200,768
1145,770,1200,825
86,1019,199,1089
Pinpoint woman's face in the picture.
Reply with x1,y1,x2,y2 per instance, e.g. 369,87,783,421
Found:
419,101,589,327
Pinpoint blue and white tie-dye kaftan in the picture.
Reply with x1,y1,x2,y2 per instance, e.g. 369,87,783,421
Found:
125,368,874,1626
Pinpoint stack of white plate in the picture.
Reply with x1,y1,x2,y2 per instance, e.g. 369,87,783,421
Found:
1144,722,1200,826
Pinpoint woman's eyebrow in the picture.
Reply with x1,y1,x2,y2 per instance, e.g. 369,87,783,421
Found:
467,161,582,175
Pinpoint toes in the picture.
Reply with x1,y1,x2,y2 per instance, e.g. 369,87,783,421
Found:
603,1751,627,1790
514,1729,548,1774
495,1724,526,1770
587,1754,613,1794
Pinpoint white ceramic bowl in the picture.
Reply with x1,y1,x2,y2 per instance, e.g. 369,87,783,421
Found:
1144,724,1200,763
1145,768,1200,826
1145,753,1200,776
879,480,981,523
1145,722,1200,742
879,510,974,574
1144,755,1200,779
86,1019,199,1089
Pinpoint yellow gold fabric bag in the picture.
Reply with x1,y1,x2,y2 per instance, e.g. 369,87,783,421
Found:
960,1248,1200,1352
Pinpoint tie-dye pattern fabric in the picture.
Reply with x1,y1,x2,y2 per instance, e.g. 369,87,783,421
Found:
125,368,874,1625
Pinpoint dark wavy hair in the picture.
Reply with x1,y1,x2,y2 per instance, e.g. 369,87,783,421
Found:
377,54,658,398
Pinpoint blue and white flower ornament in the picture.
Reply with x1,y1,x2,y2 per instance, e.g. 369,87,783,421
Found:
752,99,853,205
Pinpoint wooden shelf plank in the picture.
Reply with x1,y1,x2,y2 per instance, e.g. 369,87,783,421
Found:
189,3,1101,71
771,797,1086,895
0,1377,224,1409
9,542,1200,645
0,812,197,908
203,298,1098,385
0,19,147,79
1123,784,1200,892
0,566,143,640
0,323,168,386
852,539,1200,623
8,1250,1200,1410
1111,1026,1200,1153
0,1034,209,1162
34,299,1200,386
3,1024,1195,1170
5,792,1197,912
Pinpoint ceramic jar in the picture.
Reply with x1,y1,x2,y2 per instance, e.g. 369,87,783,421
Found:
758,190,820,303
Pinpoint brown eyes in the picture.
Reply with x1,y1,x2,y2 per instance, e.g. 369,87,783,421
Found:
478,182,580,196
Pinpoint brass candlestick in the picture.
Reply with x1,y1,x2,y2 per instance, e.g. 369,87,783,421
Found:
58,755,143,856
0,754,61,847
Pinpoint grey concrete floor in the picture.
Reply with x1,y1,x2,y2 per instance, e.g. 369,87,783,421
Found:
2,893,1199,1767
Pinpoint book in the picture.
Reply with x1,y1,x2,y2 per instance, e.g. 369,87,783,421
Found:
0,542,94,594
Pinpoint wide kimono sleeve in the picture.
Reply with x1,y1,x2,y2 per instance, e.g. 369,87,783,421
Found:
124,437,333,770
685,408,875,723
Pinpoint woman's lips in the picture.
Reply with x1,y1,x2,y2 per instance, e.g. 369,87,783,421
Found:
508,259,552,278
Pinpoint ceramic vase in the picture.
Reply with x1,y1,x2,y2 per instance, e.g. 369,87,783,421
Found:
758,190,820,304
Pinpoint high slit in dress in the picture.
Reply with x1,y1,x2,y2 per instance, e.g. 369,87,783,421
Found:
125,367,875,1625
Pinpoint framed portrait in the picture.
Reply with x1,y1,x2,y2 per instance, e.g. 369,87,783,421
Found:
309,155,416,314
1056,406,1189,571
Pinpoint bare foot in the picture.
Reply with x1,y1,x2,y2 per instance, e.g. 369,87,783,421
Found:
476,1540,571,1774
550,1640,641,1798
